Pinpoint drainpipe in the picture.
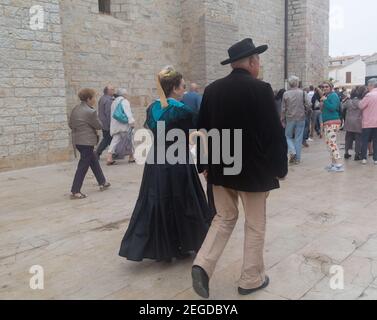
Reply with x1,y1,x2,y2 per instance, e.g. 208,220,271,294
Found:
284,0,289,89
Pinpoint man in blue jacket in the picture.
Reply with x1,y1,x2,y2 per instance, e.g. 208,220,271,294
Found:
182,83,203,113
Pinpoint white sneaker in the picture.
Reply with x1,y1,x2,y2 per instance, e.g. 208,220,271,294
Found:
374,161,377,165
362,159,367,165
307,138,314,142
329,164,345,173
325,164,335,171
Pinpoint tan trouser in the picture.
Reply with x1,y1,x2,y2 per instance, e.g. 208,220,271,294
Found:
194,185,268,289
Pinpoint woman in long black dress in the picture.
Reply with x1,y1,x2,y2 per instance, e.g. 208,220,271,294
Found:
119,67,212,262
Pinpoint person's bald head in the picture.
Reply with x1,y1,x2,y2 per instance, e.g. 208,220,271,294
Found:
231,54,260,78
104,85,115,96
189,83,200,93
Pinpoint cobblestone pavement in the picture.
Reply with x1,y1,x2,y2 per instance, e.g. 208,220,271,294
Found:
1,135,377,300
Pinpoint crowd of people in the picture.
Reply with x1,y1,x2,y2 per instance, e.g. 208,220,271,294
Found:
68,78,204,199
67,36,377,299
275,77,377,172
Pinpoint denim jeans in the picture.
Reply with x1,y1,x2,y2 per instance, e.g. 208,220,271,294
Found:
361,128,377,161
285,120,306,161
303,114,311,142
311,110,322,136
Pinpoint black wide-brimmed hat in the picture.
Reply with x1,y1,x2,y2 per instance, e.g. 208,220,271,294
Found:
221,38,268,65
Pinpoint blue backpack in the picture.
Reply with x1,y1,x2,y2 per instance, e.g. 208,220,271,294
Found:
112,100,129,124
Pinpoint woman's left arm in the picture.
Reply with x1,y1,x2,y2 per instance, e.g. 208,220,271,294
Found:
88,110,103,130
123,100,135,125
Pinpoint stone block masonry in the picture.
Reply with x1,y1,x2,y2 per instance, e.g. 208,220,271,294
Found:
0,0,329,171
0,0,70,171
288,0,330,87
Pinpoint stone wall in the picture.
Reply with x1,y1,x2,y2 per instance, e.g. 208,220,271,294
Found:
180,0,207,88
288,0,329,87
60,0,184,128
0,0,330,171
0,0,70,171
202,0,285,90
305,0,329,86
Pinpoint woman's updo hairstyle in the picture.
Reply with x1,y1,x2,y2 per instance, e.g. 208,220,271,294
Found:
158,66,183,97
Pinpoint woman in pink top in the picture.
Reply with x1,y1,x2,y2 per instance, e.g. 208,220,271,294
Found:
359,78,377,164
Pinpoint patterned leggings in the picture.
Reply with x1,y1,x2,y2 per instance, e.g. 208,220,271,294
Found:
324,124,341,161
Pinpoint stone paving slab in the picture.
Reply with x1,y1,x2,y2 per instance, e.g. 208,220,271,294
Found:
1,136,377,300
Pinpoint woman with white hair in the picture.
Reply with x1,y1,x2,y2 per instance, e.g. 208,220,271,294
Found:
107,88,136,165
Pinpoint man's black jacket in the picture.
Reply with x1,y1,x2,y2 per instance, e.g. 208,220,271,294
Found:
197,68,288,192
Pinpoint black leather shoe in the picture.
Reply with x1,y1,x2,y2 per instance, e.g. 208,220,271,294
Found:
192,266,209,299
238,276,270,296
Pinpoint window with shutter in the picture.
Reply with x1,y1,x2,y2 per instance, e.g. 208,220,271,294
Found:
346,72,352,84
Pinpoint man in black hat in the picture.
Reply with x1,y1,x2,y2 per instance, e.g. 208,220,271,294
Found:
191,38,288,298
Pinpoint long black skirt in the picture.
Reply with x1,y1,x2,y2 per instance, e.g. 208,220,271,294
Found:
119,162,212,262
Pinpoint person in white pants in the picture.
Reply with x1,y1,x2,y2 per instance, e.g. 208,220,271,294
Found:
107,88,136,165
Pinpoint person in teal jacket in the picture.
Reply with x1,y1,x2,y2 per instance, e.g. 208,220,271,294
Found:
320,81,344,172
